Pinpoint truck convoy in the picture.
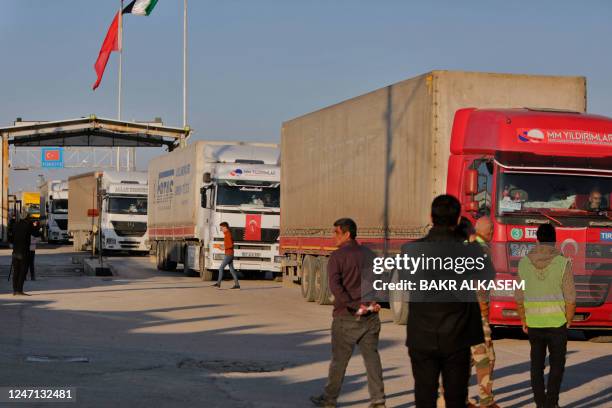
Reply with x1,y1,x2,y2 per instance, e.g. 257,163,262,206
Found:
147,141,281,280
280,70,612,335
68,171,149,254
39,180,69,243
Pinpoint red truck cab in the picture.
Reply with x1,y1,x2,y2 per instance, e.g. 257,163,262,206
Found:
447,108,612,332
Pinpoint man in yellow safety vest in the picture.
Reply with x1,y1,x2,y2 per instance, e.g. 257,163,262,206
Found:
515,223,576,408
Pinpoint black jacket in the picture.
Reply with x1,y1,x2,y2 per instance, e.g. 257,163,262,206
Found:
401,226,486,353
11,219,32,259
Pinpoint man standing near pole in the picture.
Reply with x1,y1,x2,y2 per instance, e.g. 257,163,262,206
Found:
10,215,32,296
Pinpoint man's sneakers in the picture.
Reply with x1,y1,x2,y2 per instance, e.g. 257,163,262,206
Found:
211,283,221,288
230,284,240,290
309,395,335,408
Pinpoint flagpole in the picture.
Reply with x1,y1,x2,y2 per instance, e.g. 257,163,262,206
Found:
183,0,188,130
117,0,123,171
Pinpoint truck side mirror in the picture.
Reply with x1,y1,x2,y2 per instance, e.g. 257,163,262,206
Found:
464,169,478,195
200,187,207,208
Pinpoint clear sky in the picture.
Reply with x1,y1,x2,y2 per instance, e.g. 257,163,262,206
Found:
2,0,612,190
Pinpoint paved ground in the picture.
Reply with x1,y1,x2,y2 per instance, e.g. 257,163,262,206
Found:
0,245,610,407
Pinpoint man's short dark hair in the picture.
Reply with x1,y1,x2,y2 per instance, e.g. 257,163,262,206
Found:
431,195,461,227
536,223,556,243
220,222,229,228
333,218,357,239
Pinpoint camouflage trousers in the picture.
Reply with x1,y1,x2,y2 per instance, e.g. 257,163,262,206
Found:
470,316,496,407
437,316,496,407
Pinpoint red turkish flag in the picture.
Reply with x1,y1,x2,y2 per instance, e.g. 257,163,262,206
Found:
556,227,586,274
92,12,120,90
244,214,262,241
45,150,60,161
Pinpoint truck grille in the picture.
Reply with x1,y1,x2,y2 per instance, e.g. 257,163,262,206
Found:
111,221,147,237
55,219,68,231
230,227,279,243
119,240,142,249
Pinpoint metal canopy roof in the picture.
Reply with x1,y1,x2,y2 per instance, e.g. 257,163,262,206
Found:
0,116,190,150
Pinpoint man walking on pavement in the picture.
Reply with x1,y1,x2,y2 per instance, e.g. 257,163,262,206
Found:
10,215,32,296
213,222,240,289
310,218,386,408
402,195,489,408
515,223,575,408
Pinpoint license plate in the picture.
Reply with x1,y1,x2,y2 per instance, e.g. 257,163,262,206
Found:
242,252,261,258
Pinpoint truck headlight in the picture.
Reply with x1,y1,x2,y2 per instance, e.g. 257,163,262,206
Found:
106,238,117,245
274,256,283,263
213,254,225,261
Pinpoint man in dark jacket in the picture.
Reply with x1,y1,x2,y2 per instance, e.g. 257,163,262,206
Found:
10,216,32,296
402,195,489,408
310,218,386,408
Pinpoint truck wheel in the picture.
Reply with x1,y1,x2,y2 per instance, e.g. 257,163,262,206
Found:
390,269,409,325
301,255,317,302
165,256,177,272
161,241,177,271
316,257,334,305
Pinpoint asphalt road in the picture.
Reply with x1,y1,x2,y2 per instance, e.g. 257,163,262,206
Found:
0,245,610,407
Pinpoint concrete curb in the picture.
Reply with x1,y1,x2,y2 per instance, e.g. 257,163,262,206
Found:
82,257,113,277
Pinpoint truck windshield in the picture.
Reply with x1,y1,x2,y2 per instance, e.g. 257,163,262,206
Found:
217,185,280,208
497,172,611,215
52,199,68,214
108,196,148,215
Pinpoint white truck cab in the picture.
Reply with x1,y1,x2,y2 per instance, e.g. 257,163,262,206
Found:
68,171,149,254
203,159,281,276
149,141,281,279
39,180,69,243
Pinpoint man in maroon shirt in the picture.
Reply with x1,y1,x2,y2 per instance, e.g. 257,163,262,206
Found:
310,218,386,408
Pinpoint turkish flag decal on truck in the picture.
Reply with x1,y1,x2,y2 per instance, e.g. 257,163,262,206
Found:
244,214,262,241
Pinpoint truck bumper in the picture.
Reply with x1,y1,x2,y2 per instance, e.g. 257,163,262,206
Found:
490,300,612,329
104,238,150,252
210,259,281,273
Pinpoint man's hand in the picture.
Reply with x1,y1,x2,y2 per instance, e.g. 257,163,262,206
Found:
522,322,528,334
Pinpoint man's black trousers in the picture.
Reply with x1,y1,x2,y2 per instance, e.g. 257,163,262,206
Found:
11,256,27,293
528,325,568,408
408,346,470,408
